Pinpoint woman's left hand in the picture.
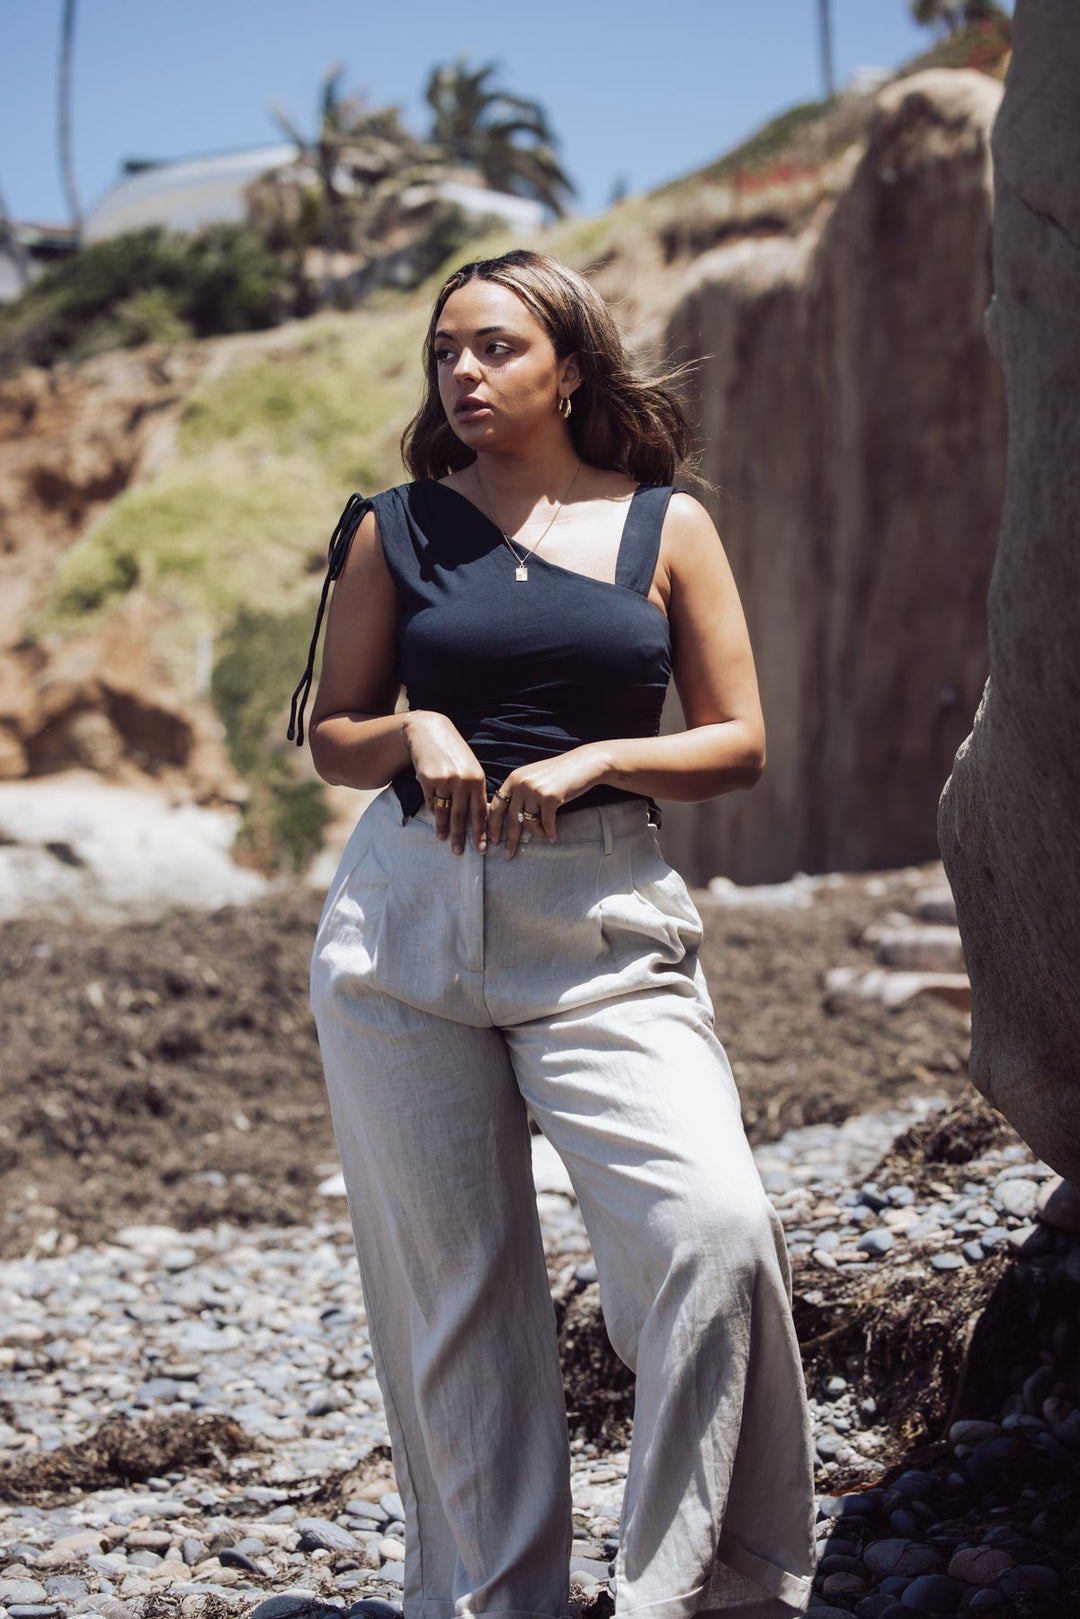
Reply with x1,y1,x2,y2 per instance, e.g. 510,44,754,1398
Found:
489,744,606,858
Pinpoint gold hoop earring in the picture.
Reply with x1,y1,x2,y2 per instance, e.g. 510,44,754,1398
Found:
557,394,572,420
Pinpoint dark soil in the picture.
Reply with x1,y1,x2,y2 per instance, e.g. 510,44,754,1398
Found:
0,863,972,1260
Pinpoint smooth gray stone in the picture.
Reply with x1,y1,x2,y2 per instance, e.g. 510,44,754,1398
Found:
296,1518,355,1553
863,1539,942,1579
930,1252,964,1271
219,1549,260,1573
979,1226,1010,1249
379,1493,404,1522
344,1601,402,1619
345,1500,387,1525
125,1551,162,1569
181,1538,205,1566
250,1595,336,1619
948,1419,1002,1445
996,1564,1060,1596
0,1583,49,1606
858,1228,895,1257
44,1578,88,1600
887,1185,916,1207
962,1241,986,1262
898,1572,965,1610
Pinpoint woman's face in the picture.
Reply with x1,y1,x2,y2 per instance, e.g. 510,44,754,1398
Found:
433,280,578,453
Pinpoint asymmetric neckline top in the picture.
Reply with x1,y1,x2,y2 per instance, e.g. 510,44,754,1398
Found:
367,478,676,822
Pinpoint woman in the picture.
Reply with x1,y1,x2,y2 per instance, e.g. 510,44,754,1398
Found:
292,249,816,1619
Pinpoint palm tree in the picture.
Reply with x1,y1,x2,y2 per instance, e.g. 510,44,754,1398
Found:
818,0,835,98
58,0,82,231
910,0,1003,31
268,67,451,303
424,59,575,219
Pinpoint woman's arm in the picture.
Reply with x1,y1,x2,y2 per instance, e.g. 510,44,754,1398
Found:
487,493,765,851
308,510,490,853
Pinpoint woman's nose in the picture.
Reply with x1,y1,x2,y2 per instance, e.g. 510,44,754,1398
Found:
453,347,480,380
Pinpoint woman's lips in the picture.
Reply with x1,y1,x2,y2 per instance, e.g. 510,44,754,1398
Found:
454,399,492,420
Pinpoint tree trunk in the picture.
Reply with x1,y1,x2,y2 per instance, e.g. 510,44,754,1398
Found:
59,0,82,232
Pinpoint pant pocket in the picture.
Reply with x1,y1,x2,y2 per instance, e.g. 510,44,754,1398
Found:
597,835,704,966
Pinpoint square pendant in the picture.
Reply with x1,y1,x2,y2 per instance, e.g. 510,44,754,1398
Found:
515,564,529,582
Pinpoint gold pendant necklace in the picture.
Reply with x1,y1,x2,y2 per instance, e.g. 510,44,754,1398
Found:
474,460,583,582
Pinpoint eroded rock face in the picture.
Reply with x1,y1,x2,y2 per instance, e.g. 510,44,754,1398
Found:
0,344,236,796
660,70,1005,884
938,1,1080,1183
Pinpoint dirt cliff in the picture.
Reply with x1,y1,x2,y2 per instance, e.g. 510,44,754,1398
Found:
0,343,235,795
660,70,1006,884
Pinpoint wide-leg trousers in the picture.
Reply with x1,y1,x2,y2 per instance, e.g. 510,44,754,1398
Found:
310,788,816,1619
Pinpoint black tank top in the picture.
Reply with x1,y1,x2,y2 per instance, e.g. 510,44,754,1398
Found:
287,479,676,821
376,479,674,821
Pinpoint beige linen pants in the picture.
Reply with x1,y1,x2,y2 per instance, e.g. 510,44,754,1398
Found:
311,788,816,1619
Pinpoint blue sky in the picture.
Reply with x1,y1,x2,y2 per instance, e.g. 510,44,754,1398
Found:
1,1,1007,225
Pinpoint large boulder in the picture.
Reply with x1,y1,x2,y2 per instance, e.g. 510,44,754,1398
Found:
938,1,1080,1183
660,70,1005,884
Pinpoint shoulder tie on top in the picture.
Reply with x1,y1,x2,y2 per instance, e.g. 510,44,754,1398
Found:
287,492,373,747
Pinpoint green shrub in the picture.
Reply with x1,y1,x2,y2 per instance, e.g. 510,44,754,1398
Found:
210,605,315,776
0,223,315,374
210,604,332,874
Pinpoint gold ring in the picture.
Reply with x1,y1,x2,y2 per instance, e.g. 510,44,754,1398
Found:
520,809,539,822
433,794,452,810
494,789,511,804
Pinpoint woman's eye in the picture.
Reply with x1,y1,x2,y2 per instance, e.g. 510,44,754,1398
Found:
488,341,511,355
434,348,455,363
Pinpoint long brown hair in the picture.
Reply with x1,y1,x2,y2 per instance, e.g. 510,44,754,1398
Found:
401,249,695,485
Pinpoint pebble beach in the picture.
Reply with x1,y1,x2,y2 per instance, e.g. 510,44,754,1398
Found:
3,1097,1079,1619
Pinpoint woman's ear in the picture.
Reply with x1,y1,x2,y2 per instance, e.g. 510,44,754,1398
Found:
559,354,582,396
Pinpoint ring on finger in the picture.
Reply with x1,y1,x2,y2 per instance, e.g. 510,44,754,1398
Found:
433,794,452,810
494,789,511,804
520,808,540,822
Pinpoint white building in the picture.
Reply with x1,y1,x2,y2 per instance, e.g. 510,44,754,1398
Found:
82,144,544,243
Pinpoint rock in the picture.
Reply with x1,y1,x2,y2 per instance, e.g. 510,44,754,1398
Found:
306,1386,349,1417
250,1595,338,1619
996,1564,1060,1597
295,1519,356,1554
379,1492,405,1522
938,0,1080,1185
864,1540,943,1579
898,1573,965,1611
947,1545,1015,1586
993,1178,1039,1219
343,1602,402,1619
218,1549,260,1573
915,887,957,924
1037,1177,1080,1233
858,1228,895,1257
874,925,965,974
0,1584,48,1607
965,1435,1029,1494
822,1572,868,1600
930,1252,963,1271
43,1578,89,1600
948,1420,1001,1446
377,1538,404,1564
659,68,1004,884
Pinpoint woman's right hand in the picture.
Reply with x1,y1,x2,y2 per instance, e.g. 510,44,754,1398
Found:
404,711,488,855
